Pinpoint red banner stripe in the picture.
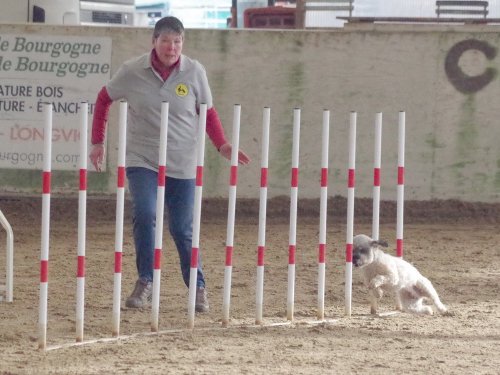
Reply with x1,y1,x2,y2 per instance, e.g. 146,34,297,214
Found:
397,239,403,257
42,171,51,194
318,243,326,263
40,260,49,282
154,248,162,269
260,168,268,188
288,245,296,264
196,166,203,186
345,243,353,262
157,166,166,187
77,256,85,277
373,168,380,187
117,166,125,188
230,165,238,186
321,168,328,187
114,252,122,273
398,166,405,185
79,169,87,191
225,246,233,266
348,169,355,188
257,246,265,266
191,247,199,268
291,167,299,187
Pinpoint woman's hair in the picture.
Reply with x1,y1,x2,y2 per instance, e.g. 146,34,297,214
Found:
153,16,185,38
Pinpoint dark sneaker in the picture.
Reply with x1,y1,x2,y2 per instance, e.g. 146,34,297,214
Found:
125,279,152,308
195,287,209,313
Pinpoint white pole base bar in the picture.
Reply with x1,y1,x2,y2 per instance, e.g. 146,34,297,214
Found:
45,318,340,351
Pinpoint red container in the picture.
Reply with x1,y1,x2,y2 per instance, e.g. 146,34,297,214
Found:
244,6,296,28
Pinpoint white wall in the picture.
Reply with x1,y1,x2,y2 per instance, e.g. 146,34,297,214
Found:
0,23,499,203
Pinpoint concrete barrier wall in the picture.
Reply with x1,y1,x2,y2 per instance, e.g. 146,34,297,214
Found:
1,23,499,202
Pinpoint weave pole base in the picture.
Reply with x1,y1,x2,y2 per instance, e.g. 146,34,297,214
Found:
45,317,339,352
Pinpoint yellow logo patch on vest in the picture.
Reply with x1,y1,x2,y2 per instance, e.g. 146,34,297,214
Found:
175,83,188,97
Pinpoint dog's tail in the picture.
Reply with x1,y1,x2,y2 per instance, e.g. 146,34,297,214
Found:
417,277,448,314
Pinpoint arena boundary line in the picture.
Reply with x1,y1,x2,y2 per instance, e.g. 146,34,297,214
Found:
45,318,339,352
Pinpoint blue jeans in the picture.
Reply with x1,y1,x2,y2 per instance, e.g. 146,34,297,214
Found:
126,167,205,288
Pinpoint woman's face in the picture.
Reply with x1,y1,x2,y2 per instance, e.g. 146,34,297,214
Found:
153,31,183,68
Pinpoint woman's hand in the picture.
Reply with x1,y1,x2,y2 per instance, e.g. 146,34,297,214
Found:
218,143,250,165
89,144,105,172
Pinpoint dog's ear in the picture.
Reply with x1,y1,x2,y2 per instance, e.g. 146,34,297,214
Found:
373,239,388,248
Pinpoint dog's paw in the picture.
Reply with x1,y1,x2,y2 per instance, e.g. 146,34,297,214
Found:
436,304,448,314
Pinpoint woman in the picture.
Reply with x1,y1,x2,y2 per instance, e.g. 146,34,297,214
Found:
90,16,250,312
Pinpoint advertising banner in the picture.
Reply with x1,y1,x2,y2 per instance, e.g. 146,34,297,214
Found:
0,34,111,170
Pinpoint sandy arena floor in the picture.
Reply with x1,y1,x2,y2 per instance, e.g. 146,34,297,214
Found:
0,196,499,374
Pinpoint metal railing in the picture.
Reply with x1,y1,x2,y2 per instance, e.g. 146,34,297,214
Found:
296,0,354,28
436,0,489,18
0,209,13,303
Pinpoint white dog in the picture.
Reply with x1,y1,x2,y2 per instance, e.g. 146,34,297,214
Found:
352,234,448,316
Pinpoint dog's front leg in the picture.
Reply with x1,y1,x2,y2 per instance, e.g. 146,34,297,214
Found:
368,277,385,315
395,292,403,311
369,287,383,314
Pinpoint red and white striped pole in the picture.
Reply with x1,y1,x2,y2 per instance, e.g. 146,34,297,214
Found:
317,109,330,321
255,107,270,325
372,112,382,241
345,111,357,317
112,101,127,337
222,104,241,327
187,103,208,329
38,103,52,350
76,102,88,343
151,102,170,332
287,108,301,322
396,111,405,258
